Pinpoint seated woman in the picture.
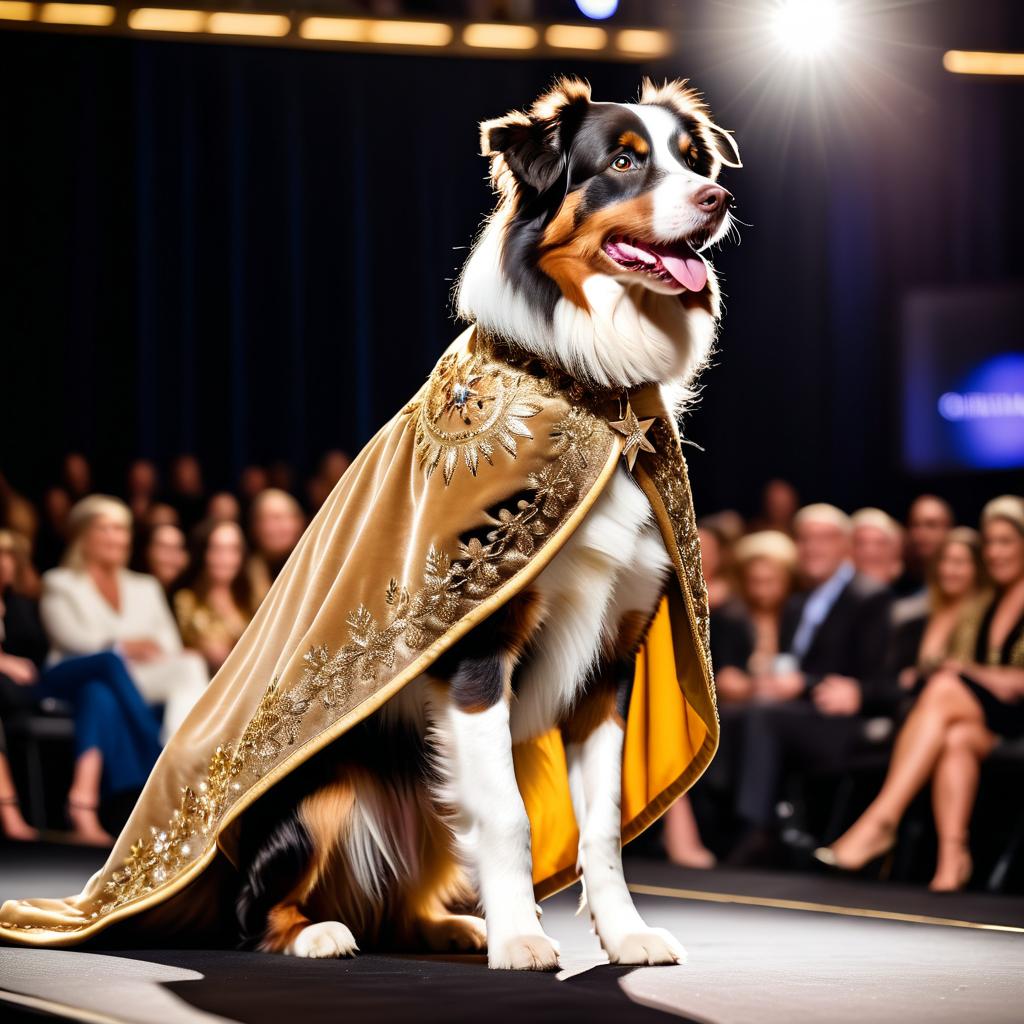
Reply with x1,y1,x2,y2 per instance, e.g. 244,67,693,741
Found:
713,529,799,700
0,529,163,845
174,518,256,674
816,498,1024,891
41,495,209,747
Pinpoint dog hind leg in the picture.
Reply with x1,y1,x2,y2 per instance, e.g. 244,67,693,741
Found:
239,776,361,958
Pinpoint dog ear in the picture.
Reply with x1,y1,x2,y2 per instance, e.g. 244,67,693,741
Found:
639,76,741,172
705,121,742,169
480,77,592,196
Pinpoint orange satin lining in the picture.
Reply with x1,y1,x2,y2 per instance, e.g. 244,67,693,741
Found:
515,596,710,894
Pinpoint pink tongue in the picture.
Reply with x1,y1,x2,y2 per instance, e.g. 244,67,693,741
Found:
657,249,708,291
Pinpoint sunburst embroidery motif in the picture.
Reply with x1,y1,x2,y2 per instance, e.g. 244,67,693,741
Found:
414,352,541,485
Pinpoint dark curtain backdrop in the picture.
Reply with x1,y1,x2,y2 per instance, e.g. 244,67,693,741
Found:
2,5,1023,522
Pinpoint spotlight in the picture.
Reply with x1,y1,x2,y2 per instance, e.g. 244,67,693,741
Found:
771,0,842,58
575,0,618,20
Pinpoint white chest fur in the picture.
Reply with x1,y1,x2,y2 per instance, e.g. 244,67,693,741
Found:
509,466,673,744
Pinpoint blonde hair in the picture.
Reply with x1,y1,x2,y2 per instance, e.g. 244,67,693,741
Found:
62,494,133,570
734,530,798,570
981,495,1024,536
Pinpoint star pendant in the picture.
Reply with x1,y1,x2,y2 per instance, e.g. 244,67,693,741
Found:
609,401,656,471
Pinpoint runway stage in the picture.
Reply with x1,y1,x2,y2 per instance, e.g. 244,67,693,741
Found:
1,846,1022,1024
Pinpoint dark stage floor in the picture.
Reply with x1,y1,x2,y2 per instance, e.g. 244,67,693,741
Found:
1,844,1022,1023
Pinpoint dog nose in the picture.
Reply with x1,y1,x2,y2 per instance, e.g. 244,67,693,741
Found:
693,184,732,214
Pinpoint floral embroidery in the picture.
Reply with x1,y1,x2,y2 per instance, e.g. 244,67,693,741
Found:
412,350,542,486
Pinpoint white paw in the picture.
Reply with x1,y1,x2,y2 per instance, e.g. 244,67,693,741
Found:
287,921,359,959
603,927,687,966
488,932,561,971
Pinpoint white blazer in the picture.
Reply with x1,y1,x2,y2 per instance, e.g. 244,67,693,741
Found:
40,566,209,742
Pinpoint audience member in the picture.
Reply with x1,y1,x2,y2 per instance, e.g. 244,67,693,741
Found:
852,507,904,586
0,528,162,845
41,495,209,746
267,460,296,496
174,519,256,674
144,502,181,529
34,486,72,572
125,458,160,524
712,530,799,700
239,465,269,505
0,471,38,545
818,497,1024,891
167,454,206,532
726,503,894,865
246,488,305,604
138,523,188,593
306,449,351,511
697,517,736,611
751,478,800,535
61,452,92,501
207,491,241,523
895,494,954,597
881,528,989,695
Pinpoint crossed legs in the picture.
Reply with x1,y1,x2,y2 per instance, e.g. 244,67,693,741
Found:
828,670,996,888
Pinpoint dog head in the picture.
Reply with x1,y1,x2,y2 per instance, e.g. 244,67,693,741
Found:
456,77,741,394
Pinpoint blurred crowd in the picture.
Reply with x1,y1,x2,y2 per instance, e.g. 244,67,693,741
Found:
1,459,1023,894
0,451,348,846
664,481,1024,893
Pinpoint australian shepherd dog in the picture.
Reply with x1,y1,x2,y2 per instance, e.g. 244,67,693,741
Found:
235,76,739,970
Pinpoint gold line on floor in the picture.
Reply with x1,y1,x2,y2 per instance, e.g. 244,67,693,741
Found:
627,882,1024,934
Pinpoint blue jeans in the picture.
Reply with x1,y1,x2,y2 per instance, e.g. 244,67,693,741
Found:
38,651,162,797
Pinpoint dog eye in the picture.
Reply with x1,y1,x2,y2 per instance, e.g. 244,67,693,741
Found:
611,154,635,172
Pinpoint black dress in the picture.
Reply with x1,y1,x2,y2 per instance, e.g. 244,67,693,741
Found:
961,598,1024,739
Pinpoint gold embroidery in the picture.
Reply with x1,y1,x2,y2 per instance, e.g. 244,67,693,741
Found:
413,349,542,485
645,419,716,718
56,403,605,929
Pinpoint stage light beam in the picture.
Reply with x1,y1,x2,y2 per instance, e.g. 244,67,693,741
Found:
771,0,842,58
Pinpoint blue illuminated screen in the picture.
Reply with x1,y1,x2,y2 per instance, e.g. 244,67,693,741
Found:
902,286,1024,473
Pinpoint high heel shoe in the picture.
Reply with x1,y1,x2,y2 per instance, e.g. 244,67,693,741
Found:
813,824,897,878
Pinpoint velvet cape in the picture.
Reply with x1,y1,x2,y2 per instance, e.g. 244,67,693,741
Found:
0,325,718,946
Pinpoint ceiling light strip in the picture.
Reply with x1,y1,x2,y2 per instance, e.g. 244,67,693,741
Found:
0,6,673,60
943,50,1024,76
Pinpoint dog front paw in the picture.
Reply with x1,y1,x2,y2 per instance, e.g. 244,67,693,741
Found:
488,932,561,971
286,921,359,959
602,926,686,966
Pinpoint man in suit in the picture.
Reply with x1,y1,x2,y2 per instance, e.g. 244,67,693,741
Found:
727,503,895,865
